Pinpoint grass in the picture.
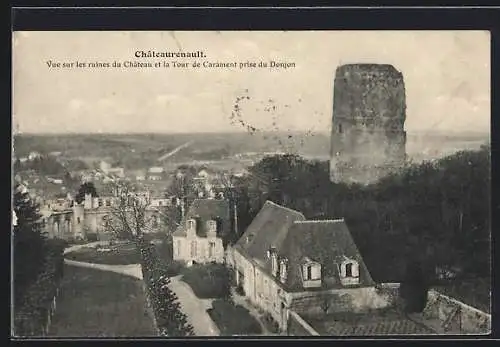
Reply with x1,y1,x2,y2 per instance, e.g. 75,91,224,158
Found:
181,263,230,299
207,299,262,336
65,242,141,265
48,264,157,337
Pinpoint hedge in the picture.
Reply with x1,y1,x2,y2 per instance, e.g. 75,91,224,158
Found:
137,240,194,337
13,241,65,337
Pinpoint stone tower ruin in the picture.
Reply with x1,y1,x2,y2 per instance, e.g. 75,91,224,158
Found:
330,64,407,184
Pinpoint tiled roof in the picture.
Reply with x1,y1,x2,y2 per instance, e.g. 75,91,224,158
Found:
317,318,433,336
234,200,374,292
234,201,305,266
172,198,231,238
308,312,434,336
280,220,375,291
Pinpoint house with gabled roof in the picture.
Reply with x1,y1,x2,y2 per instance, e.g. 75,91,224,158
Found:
172,198,234,265
231,200,389,332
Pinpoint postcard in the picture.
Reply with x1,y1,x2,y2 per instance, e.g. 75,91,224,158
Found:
12,30,491,338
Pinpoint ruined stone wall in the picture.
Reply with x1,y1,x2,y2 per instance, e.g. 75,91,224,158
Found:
330,64,407,184
289,287,392,316
423,290,491,334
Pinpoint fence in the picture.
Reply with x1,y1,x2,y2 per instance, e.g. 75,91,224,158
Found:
14,287,61,337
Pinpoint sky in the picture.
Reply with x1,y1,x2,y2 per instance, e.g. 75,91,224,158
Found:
12,31,490,135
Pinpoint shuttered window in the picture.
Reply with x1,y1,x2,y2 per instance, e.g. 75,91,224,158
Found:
351,263,359,277
311,264,321,280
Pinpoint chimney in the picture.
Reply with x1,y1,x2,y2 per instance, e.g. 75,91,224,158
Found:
270,249,278,276
279,258,288,284
187,218,197,233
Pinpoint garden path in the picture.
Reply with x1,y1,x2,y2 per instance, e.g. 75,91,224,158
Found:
63,243,219,336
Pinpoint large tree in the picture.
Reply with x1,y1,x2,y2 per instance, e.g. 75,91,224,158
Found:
13,184,46,306
239,145,490,289
102,181,160,242
75,182,99,204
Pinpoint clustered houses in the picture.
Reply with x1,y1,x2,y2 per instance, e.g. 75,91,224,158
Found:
41,192,172,241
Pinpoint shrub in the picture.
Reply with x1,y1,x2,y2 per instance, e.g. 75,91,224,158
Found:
400,261,429,313
235,285,245,296
207,299,262,336
181,263,231,299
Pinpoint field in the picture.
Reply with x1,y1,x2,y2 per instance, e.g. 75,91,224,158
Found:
14,131,489,173
48,264,157,338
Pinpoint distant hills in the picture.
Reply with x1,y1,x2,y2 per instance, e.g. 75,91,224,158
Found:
13,130,489,168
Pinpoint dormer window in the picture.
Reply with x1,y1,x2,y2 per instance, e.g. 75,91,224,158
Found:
207,220,217,233
339,257,360,286
246,233,254,244
345,263,353,277
302,257,322,289
303,263,321,281
187,219,196,231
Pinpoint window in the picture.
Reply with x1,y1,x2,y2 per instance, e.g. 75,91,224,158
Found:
190,241,197,257
345,263,353,277
105,199,111,207
207,220,217,233
303,263,321,281
342,262,359,278
77,217,81,224
279,259,288,281
98,199,103,207
187,219,196,230
271,253,278,275
176,240,181,256
159,201,163,206
338,123,343,133
208,241,216,257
